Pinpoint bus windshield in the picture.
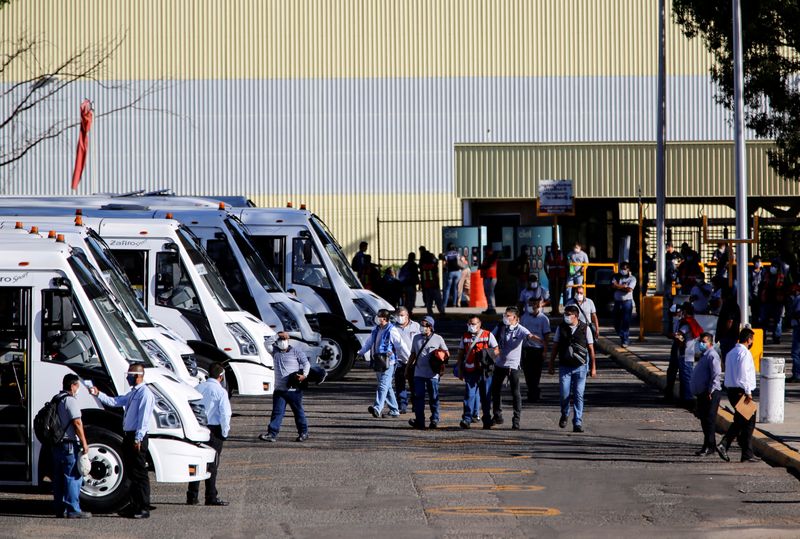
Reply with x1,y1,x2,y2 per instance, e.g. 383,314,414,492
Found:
85,230,154,328
225,217,283,293
309,214,361,289
68,253,153,367
176,227,240,312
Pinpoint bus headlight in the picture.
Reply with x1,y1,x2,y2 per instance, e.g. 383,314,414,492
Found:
270,302,301,332
142,340,175,374
226,322,258,356
353,298,376,326
150,386,182,430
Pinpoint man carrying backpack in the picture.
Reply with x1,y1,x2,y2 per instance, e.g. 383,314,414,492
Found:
549,305,597,433
456,315,499,429
49,374,91,518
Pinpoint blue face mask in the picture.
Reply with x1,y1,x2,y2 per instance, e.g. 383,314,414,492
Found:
696,341,706,355
126,374,138,387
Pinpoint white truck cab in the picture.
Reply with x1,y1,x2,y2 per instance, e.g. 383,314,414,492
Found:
0,237,215,512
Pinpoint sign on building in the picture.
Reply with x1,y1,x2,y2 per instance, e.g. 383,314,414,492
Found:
536,179,575,216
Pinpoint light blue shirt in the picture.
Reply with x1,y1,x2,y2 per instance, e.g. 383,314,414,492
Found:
357,324,411,365
195,378,232,438
273,345,311,391
97,383,155,443
493,324,532,369
520,312,551,349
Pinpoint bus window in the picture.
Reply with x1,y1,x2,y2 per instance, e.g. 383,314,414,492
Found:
42,290,103,372
205,237,258,316
0,286,30,482
292,238,331,289
155,252,202,313
110,249,148,307
250,236,286,289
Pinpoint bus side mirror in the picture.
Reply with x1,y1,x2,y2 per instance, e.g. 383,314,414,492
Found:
162,242,179,252
45,291,74,331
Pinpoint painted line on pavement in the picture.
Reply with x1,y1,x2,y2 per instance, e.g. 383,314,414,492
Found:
426,506,560,517
415,468,533,475
413,454,532,461
423,484,545,492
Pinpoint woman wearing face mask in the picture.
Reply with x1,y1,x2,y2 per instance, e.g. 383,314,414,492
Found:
259,332,311,443
611,262,637,347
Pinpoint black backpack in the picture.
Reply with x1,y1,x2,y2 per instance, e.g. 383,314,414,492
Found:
33,393,68,445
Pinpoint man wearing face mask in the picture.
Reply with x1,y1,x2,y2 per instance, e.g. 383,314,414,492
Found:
407,316,449,429
89,363,155,519
456,316,499,429
519,298,551,403
565,285,599,341
489,307,538,430
611,262,637,347
357,309,410,419
566,242,589,301
548,305,596,432
51,374,91,518
716,329,758,463
393,307,420,413
517,274,550,312
260,332,311,442
689,333,722,456
749,255,765,327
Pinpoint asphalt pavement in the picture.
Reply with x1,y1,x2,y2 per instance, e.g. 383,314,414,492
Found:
1,315,800,538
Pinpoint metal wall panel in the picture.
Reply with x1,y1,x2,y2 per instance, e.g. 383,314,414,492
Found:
454,142,800,199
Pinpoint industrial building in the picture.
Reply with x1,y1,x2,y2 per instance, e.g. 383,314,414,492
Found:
3,1,799,296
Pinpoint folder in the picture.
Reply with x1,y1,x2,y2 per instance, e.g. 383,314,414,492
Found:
735,395,757,420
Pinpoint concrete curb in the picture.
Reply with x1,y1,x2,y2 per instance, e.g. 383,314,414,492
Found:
596,336,800,475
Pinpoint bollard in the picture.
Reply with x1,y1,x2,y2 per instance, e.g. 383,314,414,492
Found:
759,357,785,424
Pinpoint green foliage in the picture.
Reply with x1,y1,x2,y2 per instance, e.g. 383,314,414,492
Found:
673,0,800,180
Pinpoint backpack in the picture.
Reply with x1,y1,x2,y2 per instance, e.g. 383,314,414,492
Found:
34,392,68,445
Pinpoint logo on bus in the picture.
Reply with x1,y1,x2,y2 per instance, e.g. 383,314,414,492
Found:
109,239,146,247
0,272,29,283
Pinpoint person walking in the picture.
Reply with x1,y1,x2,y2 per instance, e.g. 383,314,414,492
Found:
187,363,231,506
419,249,445,316
548,305,597,433
455,316,499,429
456,254,471,307
351,241,369,274
51,374,91,519
393,307,420,413
398,252,420,312
511,246,532,296
566,242,589,301
517,274,550,311
479,247,499,315
357,309,410,418
489,307,538,430
565,285,600,340
690,333,723,456
611,262,637,347
519,298,551,403
89,363,155,519
407,316,449,429
716,328,759,463
787,285,800,382
442,243,462,308
545,243,566,314
749,255,766,327
259,332,311,442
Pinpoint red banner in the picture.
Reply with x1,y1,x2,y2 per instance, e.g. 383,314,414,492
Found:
70,99,94,190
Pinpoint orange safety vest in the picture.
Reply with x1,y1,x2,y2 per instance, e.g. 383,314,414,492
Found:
461,329,492,373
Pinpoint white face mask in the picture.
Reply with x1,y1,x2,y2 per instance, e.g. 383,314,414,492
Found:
526,306,535,314
422,325,433,336
770,266,777,275
374,315,383,325
620,270,629,277
564,315,576,326
575,293,585,301
531,282,539,289
468,324,479,334
276,340,289,351
397,315,408,325
502,315,510,326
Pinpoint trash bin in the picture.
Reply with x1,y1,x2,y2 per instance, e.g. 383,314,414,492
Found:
759,357,785,424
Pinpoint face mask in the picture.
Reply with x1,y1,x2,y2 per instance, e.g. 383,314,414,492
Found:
531,282,539,289
754,262,762,268
502,316,510,326
770,267,777,275
620,270,629,277
575,293,585,301
374,315,383,325
468,324,479,334
397,315,408,325
126,374,138,387
696,341,707,355
276,340,289,351
564,315,575,325
508,323,518,330
526,306,535,314
422,326,433,335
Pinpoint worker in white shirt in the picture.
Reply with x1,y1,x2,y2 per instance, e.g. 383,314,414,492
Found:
716,328,759,463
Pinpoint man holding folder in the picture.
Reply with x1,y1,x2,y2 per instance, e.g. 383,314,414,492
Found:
716,328,759,463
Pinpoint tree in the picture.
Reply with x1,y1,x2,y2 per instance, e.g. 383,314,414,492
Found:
673,0,800,180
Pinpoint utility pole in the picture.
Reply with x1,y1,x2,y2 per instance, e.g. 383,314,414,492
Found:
732,0,750,326
656,0,668,333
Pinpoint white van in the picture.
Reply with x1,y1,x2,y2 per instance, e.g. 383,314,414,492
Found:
0,237,215,512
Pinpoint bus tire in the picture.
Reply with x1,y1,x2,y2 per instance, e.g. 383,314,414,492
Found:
80,426,130,513
317,335,353,381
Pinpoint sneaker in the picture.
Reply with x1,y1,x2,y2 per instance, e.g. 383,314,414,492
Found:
428,421,438,429
368,405,380,418
399,408,408,414
258,432,277,442
459,419,471,429
387,411,401,418
472,415,480,422
573,424,584,433
558,415,568,428
66,512,92,519
296,433,309,442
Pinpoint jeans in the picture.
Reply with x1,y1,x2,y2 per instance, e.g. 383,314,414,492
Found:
565,273,583,301
462,371,491,424
695,390,722,450
483,278,497,310
521,347,545,402
413,377,440,425
791,325,800,379
268,389,308,436
188,424,224,502
442,270,461,307
559,363,588,425
771,303,785,340
374,363,399,414
122,433,150,512
613,299,633,344
394,362,410,412
52,441,82,515
490,366,521,427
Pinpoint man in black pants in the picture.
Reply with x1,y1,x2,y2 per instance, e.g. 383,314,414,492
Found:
717,328,759,463
187,363,231,506
91,363,155,518
689,333,723,456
